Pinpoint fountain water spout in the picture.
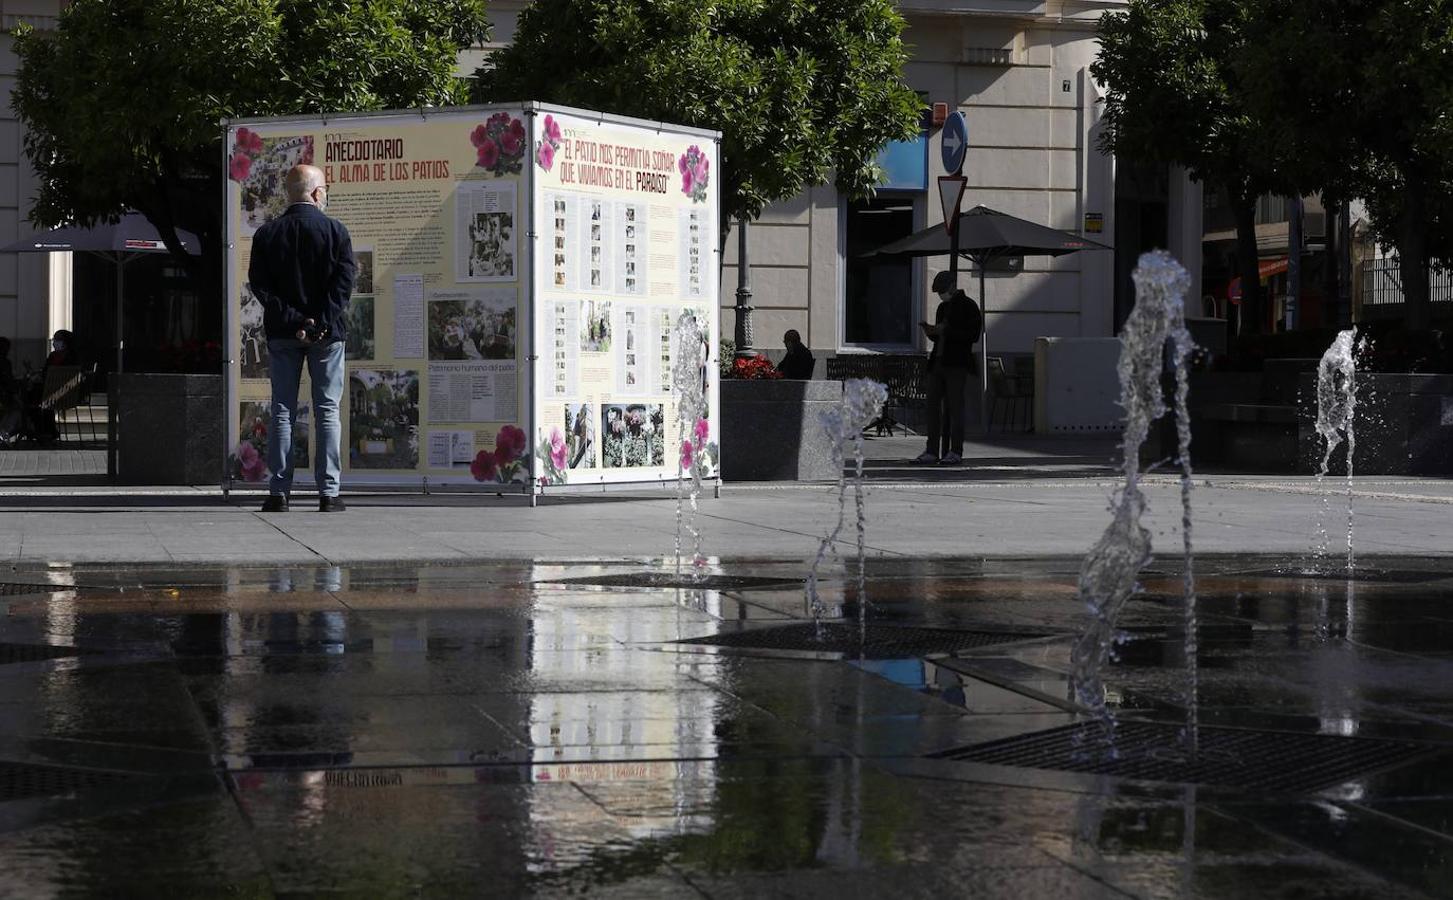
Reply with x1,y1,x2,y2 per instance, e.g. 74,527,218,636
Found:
1070,250,1196,752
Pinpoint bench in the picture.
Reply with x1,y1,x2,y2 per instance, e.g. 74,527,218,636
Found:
824,354,929,435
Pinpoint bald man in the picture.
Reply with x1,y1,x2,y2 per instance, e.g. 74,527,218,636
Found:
248,164,356,512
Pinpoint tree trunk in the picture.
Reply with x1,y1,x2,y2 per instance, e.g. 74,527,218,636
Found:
1322,191,1339,327
1398,182,1431,331
1230,187,1263,335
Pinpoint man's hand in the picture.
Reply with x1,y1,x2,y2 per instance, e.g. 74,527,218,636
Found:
296,318,325,344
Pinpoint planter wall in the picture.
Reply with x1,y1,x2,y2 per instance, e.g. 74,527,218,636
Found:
1297,373,1453,476
116,373,223,485
720,379,843,481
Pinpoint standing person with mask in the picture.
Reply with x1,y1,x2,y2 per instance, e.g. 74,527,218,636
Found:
913,271,982,466
249,164,356,512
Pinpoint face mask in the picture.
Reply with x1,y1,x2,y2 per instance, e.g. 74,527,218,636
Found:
52,341,65,351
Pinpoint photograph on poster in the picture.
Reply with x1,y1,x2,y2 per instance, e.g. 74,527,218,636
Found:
456,182,517,282
348,369,419,469
467,211,515,278
601,404,663,468
235,134,314,236
427,295,517,361
239,283,268,380
234,400,308,483
354,250,374,295
580,300,611,353
345,295,375,361
565,403,595,469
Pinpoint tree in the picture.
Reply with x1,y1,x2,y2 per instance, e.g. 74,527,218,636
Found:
13,0,490,341
1092,0,1288,333
1239,0,1453,330
471,0,922,237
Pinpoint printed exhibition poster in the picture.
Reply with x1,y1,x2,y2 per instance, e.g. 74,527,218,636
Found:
225,108,531,487
531,109,720,486
226,103,719,491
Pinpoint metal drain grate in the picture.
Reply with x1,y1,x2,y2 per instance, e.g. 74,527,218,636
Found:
546,573,800,591
932,721,1440,794
0,582,79,597
0,642,91,664
0,761,141,802
676,622,1052,659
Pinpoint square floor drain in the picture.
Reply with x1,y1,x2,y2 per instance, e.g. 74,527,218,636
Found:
0,761,141,803
546,573,799,591
932,720,1442,794
676,622,1052,659
0,642,91,664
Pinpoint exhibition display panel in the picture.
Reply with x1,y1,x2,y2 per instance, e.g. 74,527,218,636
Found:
224,103,721,496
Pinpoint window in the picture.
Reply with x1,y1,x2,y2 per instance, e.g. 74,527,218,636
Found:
842,196,919,348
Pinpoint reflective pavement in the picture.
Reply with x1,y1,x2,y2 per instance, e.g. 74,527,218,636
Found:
0,557,1451,897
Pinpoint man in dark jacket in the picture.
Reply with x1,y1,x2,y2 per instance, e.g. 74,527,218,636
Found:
249,164,356,512
778,329,815,379
913,271,983,465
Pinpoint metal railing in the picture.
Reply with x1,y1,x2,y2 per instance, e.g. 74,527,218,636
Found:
1360,258,1453,307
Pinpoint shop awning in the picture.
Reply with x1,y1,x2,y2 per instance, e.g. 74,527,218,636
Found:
1227,257,1289,300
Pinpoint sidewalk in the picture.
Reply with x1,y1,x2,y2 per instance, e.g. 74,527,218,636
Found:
2,462,1450,565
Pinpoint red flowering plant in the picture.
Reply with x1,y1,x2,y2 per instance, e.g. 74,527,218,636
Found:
471,423,530,484
471,113,527,177
726,356,782,380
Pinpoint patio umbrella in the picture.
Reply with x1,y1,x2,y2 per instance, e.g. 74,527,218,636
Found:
0,212,202,375
865,205,1111,434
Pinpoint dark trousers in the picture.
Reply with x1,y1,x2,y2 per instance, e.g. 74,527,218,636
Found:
924,364,968,457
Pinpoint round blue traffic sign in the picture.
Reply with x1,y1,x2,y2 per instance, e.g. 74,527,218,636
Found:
941,111,968,175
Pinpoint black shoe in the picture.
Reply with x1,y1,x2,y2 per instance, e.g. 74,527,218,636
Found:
319,496,347,513
260,495,288,513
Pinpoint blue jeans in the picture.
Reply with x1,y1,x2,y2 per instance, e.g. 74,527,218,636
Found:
267,337,343,497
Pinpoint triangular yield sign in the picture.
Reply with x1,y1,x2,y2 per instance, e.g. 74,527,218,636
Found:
938,176,967,235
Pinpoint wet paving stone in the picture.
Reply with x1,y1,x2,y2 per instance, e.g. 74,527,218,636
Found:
0,556,1451,895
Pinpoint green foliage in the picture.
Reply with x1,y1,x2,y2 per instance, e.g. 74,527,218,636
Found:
472,0,922,223
12,0,490,262
1092,0,1275,191
1239,0,1453,315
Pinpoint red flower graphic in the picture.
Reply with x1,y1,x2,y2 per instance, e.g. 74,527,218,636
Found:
495,424,527,464
470,449,498,481
477,138,500,170
228,152,253,182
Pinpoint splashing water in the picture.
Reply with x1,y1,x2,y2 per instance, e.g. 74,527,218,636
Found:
1312,329,1357,574
1069,250,1195,753
673,311,714,579
805,379,887,641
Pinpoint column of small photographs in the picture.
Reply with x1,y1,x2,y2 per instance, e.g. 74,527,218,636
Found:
687,211,702,297
552,198,568,288
589,202,604,288
659,309,672,393
553,303,569,395
623,206,638,293
624,308,637,387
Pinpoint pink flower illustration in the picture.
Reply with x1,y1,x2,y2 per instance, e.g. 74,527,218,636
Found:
544,115,562,144
680,440,694,470
510,119,526,140
477,139,500,170
549,428,568,470
228,152,252,182
470,449,497,481
469,124,489,148
536,141,555,172
237,441,267,482
496,425,528,464
539,476,550,487
500,131,521,157
693,418,709,444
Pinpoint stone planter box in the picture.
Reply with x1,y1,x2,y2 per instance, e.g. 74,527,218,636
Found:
720,379,843,481
1297,373,1453,476
115,373,223,485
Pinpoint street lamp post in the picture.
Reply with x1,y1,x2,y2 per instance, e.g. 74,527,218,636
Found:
733,216,756,357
